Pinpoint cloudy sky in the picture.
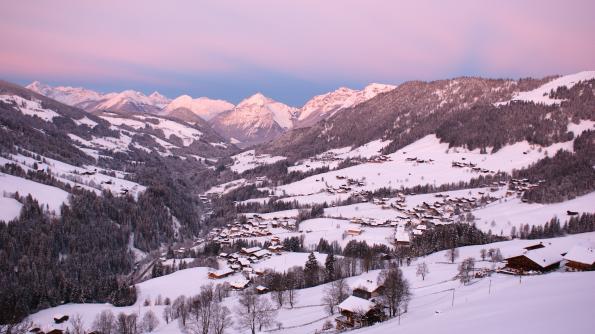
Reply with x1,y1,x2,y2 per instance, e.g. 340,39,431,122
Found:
1,0,594,105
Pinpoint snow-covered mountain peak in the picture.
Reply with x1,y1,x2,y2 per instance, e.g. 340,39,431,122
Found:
296,82,396,126
164,95,234,121
238,93,272,107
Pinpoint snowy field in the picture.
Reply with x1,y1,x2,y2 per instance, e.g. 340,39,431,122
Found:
474,191,595,236
230,150,286,173
0,196,23,222
0,172,69,215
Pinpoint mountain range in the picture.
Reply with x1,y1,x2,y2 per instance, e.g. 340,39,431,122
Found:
26,81,396,147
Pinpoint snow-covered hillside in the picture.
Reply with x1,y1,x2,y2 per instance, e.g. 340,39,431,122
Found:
297,83,395,127
497,70,595,106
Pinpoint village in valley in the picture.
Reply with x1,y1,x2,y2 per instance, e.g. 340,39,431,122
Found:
2,4,594,332
27,129,591,334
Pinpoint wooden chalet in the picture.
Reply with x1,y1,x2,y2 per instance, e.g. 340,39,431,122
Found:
208,268,234,279
336,296,384,330
505,247,562,272
230,279,250,290
563,246,595,271
352,279,384,300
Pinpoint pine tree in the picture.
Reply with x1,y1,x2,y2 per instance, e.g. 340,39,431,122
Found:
304,252,320,287
324,253,336,283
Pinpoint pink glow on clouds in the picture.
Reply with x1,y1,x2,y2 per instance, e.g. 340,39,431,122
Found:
0,0,594,85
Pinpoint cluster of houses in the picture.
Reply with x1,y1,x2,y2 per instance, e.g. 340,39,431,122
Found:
207,215,296,246
504,243,595,274
451,160,494,174
509,178,541,198
367,155,391,163
207,245,284,290
405,156,434,164
323,175,366,194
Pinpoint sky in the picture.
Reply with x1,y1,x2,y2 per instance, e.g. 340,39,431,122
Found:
1,0,594,106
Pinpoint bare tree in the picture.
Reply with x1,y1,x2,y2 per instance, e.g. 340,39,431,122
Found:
322,278,351,315
186,285,215,334
235,289,278,334
480,249,487,261
162,306,172,324
416,262,429,280
0,320,33,334
172,295,189,326
445,247,459,263
458,257,475,285
210,303,233,334
70,314,85,334
93,310,116,334
141,310,159,332
378,266,411,318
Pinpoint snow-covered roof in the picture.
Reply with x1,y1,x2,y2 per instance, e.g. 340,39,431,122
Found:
253,249,270,258
338,295,376,313
230,279,250,289
395,229,410,242
242,246,261,254
353,278,381,293
523,247,563,268
564,246,595,265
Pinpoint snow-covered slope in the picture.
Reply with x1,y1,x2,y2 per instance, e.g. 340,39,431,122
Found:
297,83,395,127
210,93,298,147
498,70,595,106
163,95,234,121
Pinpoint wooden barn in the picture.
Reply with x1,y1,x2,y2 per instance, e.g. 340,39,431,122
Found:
336,296,384,330
563,246,595,271
208,268,234,279
505,247,563,272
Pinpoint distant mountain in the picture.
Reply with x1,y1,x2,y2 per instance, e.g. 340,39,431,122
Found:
210,93,298,147
27,81,171,115
5,81,236,162
163,95,234,121
296,83,395,127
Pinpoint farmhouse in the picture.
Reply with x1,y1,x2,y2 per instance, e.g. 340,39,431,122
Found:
346,227,363,236
208,268,234,279
352,279,384,300
563,246,595,271
394,229,411,247
336,296,384,329
230,278,250,290
505,247,563,272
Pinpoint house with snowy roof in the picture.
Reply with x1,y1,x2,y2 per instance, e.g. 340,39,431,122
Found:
352,278,384,300
505,247,563,272
563,246,595,271
336,295,384,330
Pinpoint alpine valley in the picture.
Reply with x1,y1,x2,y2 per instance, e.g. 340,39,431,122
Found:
1,71,594,334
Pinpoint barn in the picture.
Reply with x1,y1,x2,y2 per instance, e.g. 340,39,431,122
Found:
505,247,563,272
563,246,595,271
